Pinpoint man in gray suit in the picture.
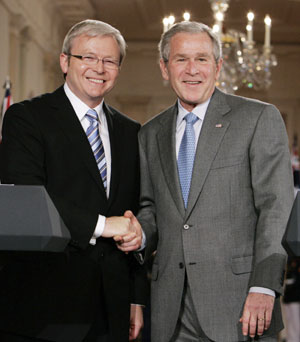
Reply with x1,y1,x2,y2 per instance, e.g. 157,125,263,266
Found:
118,21,294,342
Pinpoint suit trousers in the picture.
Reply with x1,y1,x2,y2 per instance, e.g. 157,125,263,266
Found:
170,277,277,342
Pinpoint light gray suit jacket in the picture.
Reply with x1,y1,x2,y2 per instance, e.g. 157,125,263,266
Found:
137,88,294,342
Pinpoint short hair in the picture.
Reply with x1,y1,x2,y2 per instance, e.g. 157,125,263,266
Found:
62,19,127,65
158,21,222,64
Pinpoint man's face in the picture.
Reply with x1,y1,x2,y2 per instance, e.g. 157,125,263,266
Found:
60,34,120,108
160,32,222,112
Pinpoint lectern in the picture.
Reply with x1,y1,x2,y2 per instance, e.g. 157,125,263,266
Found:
282,191,300,256
0,185,70,252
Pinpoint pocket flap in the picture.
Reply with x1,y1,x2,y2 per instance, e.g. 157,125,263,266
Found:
231,255,253,274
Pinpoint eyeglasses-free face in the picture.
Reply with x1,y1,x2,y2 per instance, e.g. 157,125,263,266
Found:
60,34,121,108
160,32,222,112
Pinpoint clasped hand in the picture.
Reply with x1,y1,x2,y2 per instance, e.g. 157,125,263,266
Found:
103,210,142,251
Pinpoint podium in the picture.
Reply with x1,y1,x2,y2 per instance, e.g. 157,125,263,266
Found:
282,191,300,256
0,185,70,252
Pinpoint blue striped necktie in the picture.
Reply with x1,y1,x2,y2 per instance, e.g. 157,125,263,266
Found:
85,109,107,190
177,112,199,208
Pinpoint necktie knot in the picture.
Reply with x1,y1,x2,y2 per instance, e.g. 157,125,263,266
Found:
184,112,198,125
86,109,98,124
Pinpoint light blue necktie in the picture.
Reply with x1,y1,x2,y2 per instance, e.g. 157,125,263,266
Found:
85,109,107,190
177,112,199,208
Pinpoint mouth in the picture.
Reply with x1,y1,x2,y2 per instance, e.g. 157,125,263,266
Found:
87,77,105,84
183,81,202,85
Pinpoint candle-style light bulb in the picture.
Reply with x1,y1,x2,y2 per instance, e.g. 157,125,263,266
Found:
168,15,175,26
264,15,271,48
183,12,190,21
163,17,169,32
247,12,254,42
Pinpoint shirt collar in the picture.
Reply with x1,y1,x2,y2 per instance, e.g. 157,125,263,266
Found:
64,82,104,122
176,98,211,130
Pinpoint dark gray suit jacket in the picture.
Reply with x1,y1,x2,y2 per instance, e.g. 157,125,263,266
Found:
137,88,294,342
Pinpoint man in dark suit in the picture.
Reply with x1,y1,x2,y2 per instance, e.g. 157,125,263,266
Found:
118,21,294,341
0,19,146,342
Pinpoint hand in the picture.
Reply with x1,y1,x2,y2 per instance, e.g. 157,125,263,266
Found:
114,211,142,252
129,304,144,341
102,216,135,238
240,293,275,338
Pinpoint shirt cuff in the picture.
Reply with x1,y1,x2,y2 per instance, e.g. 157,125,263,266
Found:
89,215,106,245
136,229,146,251
249,287,275,297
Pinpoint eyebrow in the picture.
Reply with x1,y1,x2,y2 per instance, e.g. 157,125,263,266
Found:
172,52,211,59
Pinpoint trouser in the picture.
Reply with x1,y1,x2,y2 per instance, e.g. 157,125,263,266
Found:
170,280,277,342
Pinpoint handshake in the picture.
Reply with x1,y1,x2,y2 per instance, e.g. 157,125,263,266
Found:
102,210,142,252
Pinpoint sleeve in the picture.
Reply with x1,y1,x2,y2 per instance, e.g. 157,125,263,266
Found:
0,103,97,250
248,104,294,295
136,130,159,263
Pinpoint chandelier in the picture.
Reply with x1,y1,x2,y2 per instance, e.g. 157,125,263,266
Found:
162,0,277,94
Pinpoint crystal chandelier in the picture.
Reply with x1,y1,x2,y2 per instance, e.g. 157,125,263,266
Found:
162,0,277,94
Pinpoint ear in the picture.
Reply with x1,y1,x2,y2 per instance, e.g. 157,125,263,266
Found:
159,59,169,81
215,58,223,81
60,53,69,75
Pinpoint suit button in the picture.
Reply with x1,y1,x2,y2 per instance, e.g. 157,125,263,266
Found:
179,262,184,269
183,224,189,230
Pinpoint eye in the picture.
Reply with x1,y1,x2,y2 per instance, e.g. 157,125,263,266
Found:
176,58,187,63
82,55,97,63
197,57,207,62
104,59,118,66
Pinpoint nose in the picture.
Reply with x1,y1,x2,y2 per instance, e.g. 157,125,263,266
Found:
185,59,199,75
94,59,105,73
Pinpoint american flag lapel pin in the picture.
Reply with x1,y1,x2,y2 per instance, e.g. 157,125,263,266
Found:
215,123,223,128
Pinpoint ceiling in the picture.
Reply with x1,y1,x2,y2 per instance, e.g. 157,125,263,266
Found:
55,0,300,46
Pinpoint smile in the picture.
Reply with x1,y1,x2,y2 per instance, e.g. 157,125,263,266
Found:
87,78,105,84
183,81,202,84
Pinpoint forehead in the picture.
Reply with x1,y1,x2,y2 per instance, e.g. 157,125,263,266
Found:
71,34,120,53
169,32,214,56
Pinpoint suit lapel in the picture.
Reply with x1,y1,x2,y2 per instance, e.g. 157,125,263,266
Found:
48,87,107,200
185,89,231,219
103,103,120,209
157,104,186,217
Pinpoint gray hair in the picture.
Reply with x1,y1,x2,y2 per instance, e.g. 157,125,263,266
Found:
158,21,222,64
62,19,127,65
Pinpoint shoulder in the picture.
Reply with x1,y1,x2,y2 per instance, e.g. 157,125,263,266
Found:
141,104,177,134
105,103,141,131
5,86,63,116
215,89,281,125
220,89,279,115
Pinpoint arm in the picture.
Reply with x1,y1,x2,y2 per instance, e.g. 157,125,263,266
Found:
0,103,135,249
114,130,158,261
240,104,294,337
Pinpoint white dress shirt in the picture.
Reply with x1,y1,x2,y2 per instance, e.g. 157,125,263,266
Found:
64,83,110,244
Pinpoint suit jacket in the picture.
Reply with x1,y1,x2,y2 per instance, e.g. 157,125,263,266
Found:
137,88,294,342
0,86,147,342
